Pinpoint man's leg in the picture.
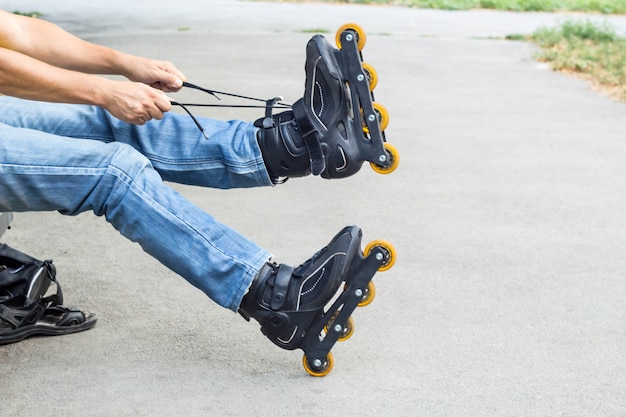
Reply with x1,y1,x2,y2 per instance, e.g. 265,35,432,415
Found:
0,123,270,310
0,96,273,189
0,113,394,376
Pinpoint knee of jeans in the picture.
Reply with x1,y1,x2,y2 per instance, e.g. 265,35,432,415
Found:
108,142,152,174
91,142,156,216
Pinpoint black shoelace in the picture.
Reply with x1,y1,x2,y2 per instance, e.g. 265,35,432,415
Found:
170,81,291,139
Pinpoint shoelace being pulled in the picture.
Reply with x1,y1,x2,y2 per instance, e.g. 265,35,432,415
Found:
170,81,291,139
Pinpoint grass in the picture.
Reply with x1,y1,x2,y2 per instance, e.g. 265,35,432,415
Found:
301,0,626,13
300,28,332,33
12,11,43,17
519,19,626,101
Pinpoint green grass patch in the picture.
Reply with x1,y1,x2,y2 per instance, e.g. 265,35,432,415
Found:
12,10,43,17
292,0,626,13
418,0,626,13
505,33,527,40
530,19,626,100
300,28,331,33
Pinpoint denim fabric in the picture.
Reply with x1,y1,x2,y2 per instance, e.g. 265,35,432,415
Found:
0,97,273,311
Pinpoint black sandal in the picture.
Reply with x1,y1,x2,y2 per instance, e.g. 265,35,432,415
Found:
0,300,96,345
0,261,96,345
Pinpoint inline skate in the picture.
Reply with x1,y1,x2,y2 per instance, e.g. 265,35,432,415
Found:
239,225,396,376
256,23,399,182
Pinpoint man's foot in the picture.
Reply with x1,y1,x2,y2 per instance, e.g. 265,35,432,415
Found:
239,225,363,349
256,28,398,183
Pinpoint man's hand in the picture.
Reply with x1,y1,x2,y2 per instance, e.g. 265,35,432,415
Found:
103,80,172,125
123,56,186,93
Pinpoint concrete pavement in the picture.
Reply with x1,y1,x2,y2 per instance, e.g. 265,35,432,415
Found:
0,1,625,416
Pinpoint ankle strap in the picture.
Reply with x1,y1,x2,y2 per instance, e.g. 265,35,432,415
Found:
293,99,325,175
270,264,294,310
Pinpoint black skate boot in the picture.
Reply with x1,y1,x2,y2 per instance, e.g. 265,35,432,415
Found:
256,24,399,183
239,225,396,376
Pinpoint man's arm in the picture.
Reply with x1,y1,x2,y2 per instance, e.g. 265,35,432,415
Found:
0,10,185,91
0,47,171,124
0,10,186,124
0,10,125,75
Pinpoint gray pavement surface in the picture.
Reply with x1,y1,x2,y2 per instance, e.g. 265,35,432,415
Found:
1,1,625,416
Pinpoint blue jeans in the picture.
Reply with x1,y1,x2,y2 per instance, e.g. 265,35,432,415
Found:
0,96,273,311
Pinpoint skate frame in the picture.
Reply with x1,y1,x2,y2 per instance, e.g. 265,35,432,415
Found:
300,244,387,373
337,30,392,170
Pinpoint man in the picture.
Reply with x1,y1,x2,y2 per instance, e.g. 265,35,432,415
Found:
0,11,391,374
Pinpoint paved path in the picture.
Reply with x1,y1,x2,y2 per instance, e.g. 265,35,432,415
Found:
1,1,625,416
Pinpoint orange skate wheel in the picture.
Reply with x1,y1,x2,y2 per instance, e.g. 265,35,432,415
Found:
335,23,367,51
361,103,389,134
364,239,396,272
336,316,355,342
340,317,355,341
303,352,334,377
370,142,399,175
343,281,376,307
357,282,377,307
361,62,378,91
373,102,389,131
324,312,355,342
362,102,389,135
